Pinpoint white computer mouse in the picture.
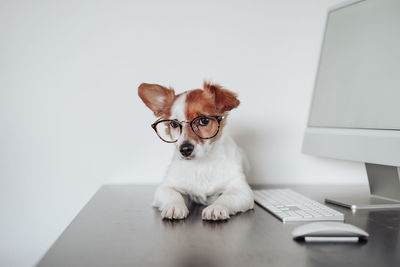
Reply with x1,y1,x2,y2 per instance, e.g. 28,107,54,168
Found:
292,222,369,242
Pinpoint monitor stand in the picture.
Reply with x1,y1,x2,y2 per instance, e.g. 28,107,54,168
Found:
325,163,400,211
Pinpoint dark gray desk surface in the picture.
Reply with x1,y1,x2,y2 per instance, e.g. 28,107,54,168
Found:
37,184,400,267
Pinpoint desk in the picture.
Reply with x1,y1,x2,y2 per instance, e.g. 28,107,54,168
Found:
36,185,400,267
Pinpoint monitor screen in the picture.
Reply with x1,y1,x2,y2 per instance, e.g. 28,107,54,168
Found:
308,0,400,130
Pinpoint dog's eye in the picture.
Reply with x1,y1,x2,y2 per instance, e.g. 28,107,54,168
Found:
199,117,210,126
170,121,179,128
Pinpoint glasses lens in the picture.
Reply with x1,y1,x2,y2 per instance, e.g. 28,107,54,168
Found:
155,120,181,142
192,116,219,139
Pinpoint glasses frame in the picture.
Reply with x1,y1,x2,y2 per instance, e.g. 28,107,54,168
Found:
151,115,223,143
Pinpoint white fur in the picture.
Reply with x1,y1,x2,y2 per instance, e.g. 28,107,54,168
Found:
170,93,187,122
152,93,254,220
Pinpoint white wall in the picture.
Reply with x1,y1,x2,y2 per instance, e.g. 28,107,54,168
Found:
0,0,365,266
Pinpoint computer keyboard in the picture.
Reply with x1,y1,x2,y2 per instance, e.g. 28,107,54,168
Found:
253,188,344,223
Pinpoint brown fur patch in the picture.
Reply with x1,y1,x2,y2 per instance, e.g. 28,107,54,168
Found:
138,83,176,118
203,82,240,113
184,82,240,143
185,89,219,143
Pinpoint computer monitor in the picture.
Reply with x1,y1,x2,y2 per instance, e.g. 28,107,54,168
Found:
302,0,400,210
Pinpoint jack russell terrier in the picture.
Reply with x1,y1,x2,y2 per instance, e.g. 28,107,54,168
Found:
138,82,254,220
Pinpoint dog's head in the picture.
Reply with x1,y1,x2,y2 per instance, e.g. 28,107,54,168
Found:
138,82,240,160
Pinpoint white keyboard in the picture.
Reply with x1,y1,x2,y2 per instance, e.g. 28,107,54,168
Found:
253,188,344,223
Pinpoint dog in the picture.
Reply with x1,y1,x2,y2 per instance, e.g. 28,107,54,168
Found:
138,81,254,220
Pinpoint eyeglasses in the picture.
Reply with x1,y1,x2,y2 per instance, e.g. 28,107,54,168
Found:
151,115,223,143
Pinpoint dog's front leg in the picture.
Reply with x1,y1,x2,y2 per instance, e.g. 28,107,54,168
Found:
153,184,189,220
202,180,254,221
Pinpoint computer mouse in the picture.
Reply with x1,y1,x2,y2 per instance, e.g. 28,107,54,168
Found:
292,222,369,242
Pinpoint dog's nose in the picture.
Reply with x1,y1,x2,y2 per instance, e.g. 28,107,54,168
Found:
180,143,194,157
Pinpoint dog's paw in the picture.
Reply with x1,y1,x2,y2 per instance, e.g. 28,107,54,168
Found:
202,204,230,221
161,203,189,220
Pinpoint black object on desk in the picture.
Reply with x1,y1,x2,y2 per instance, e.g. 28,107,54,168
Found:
36,185,400,267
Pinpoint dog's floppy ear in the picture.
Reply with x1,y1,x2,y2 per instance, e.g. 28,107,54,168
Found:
138,83,175,116
203,81,240,113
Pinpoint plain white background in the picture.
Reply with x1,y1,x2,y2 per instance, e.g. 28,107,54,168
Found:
0,0,366,266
